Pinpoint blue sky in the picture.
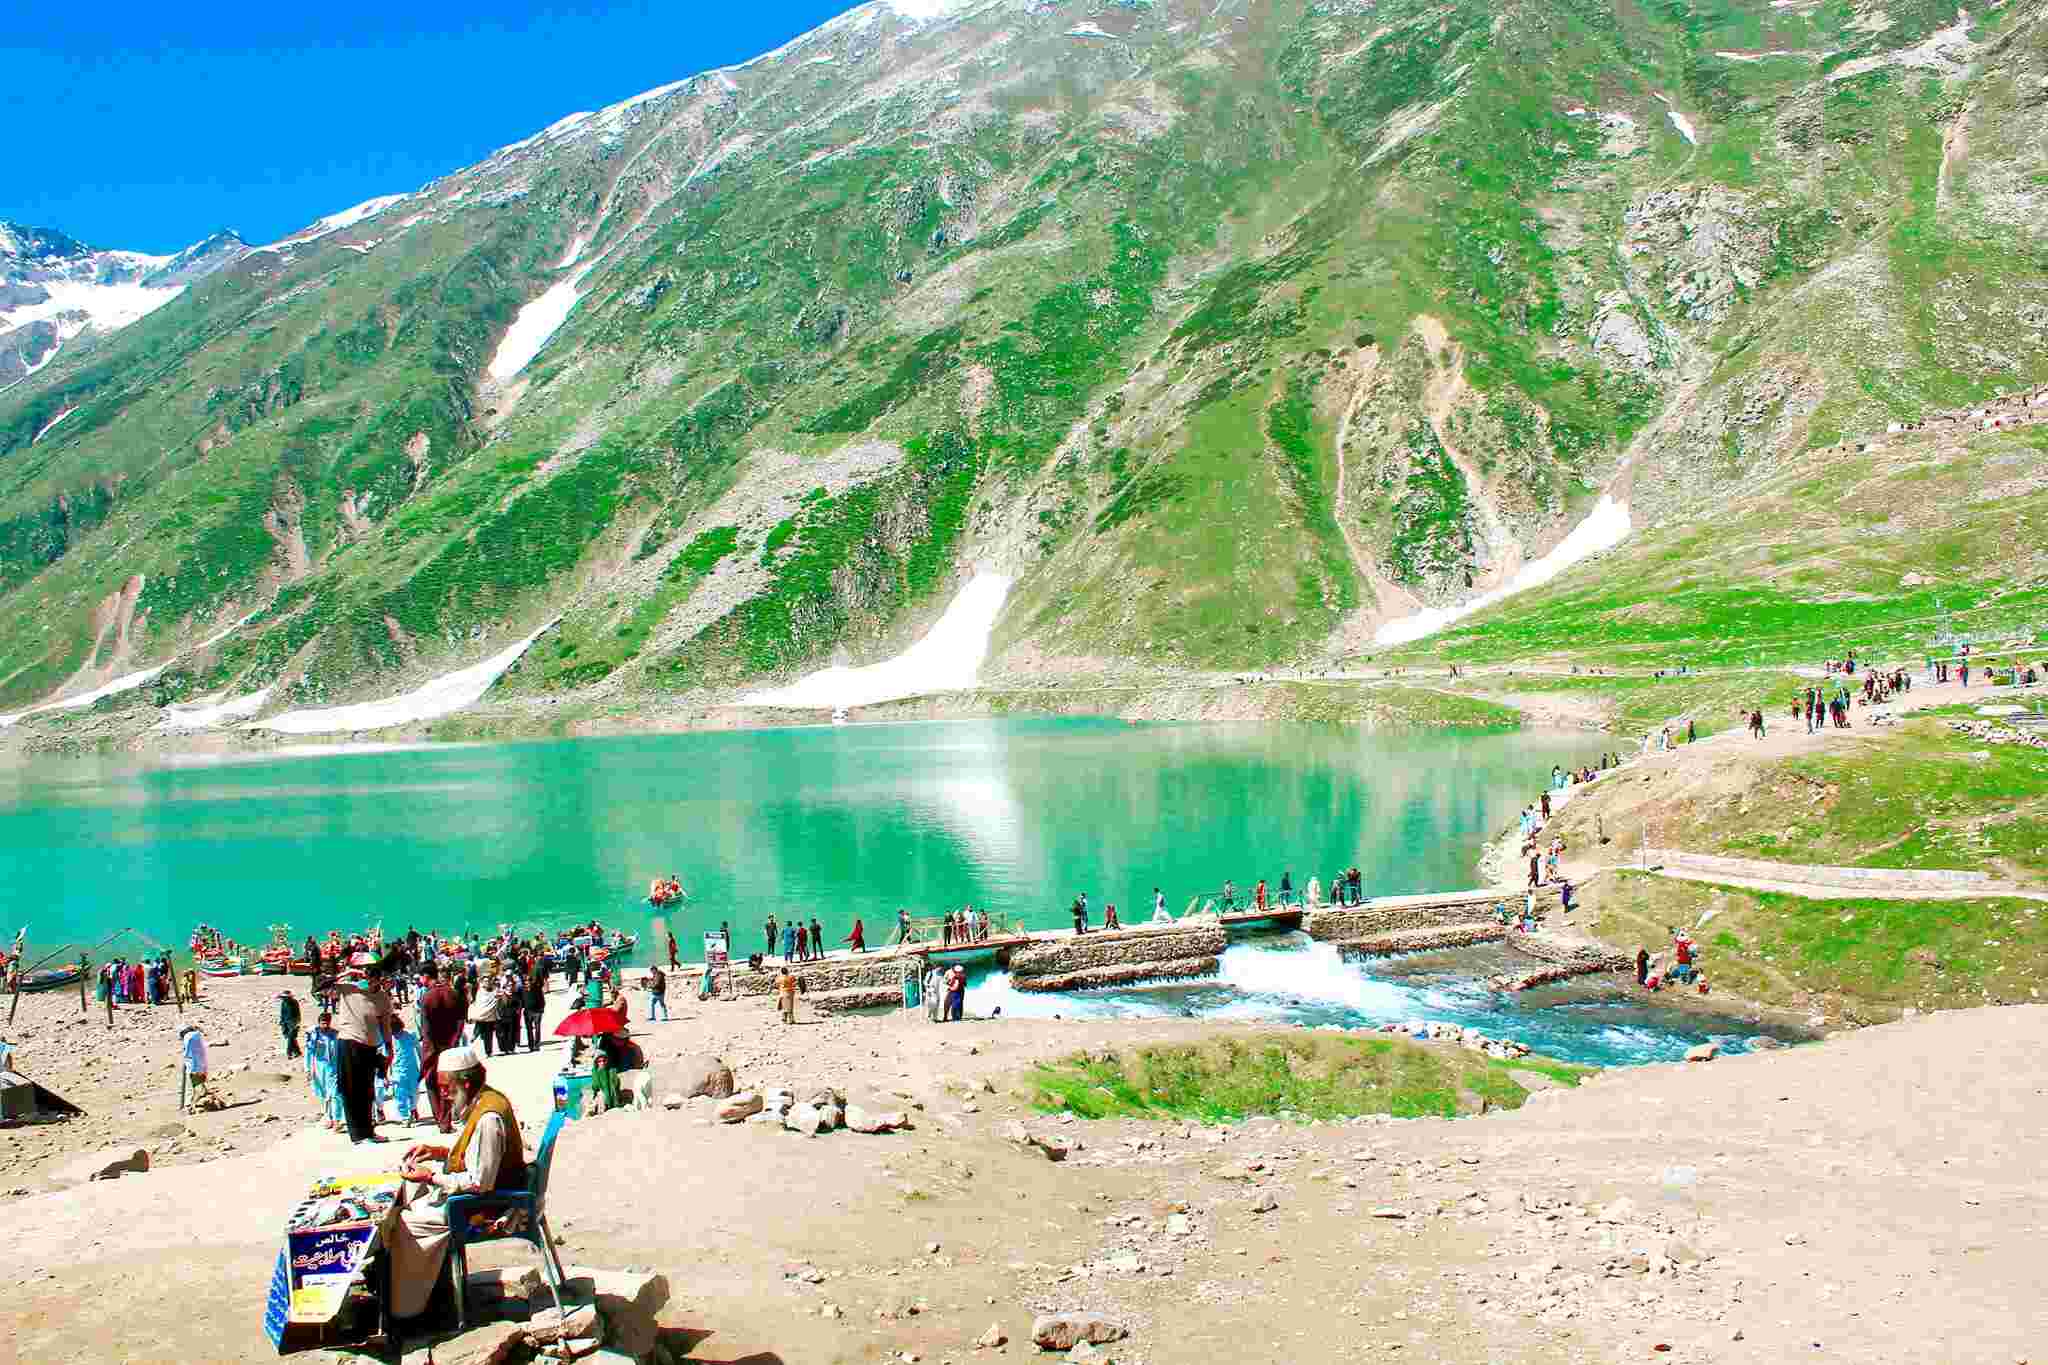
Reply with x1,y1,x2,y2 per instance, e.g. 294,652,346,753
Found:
5,2,858,253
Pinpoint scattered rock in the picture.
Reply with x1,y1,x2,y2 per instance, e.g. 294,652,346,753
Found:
716,1092,763,1123
1685,1043,1719,1063
563,1268,668,1360
524,1303,600,1346
784,1103,825,1137
428,1320,526,1365
51,1147,149,1186
1370,1207,1406,1220
1166,1212,1192,1237
1249,1193,1278,1214
845,1105,909,1134
661,1094,684,1110
1031,1312,1126,1350
1071,1344,1117,1364
1015,1129,1069,1162
975,1323,1006,1348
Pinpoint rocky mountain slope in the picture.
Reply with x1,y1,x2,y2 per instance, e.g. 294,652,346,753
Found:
1,0,2044,734
0,223,249,386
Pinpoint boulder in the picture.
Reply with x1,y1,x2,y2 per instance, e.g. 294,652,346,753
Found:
671,1055,735,1099
563,1269,668,1360
1684,1042,1718,1063
1746,1036,1783,1051
716,1092,763,1123
51,1147,149,1186
845,1105,906,1134
466,1266,542,1301
428,1321,526,1365
784,1103,825,1137
1031,1312,1126,1350
805,1087,846,1109
524,1303,600,1346
975,1323,1006,1348
1026,1133,1069,1162
1249,1193,1278,1214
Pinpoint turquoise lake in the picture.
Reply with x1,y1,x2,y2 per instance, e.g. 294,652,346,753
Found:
0,719,1777,1064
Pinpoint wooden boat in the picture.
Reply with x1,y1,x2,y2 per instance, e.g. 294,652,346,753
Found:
199,958,245,980
17,965,83,993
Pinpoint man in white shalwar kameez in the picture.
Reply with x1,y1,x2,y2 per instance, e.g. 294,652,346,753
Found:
385,1045,528,1319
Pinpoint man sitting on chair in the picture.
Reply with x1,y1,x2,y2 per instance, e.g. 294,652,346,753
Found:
385,1045,528,1318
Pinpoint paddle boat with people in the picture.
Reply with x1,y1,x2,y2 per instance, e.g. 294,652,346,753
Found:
646,875,686,908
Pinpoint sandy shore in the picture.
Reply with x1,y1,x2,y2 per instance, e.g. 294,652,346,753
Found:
4,983,2044,1363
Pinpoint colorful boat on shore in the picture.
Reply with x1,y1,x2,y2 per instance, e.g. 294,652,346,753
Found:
16,965,83,993
198,957,245,980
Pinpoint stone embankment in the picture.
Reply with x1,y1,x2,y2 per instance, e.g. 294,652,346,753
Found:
725,952,916,1013
1495,933,1634,991
1309,885,1570,957
1007,923,1225,992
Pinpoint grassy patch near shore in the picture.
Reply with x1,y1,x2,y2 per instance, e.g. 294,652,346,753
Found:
1026,1031,1590,1124
1655,718,2048,881
1586,871,2048,1021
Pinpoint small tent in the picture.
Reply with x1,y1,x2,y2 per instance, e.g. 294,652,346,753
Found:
0,1070,83,1123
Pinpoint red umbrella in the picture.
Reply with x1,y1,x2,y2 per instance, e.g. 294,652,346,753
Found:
554,1006,628,1038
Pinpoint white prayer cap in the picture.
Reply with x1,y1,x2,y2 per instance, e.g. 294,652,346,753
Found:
439,1045,481,1073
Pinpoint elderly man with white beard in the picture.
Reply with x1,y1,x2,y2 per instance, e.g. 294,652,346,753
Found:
382,1044,530,1319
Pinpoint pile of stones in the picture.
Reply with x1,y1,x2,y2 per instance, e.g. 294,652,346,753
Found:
714,1085,912,1136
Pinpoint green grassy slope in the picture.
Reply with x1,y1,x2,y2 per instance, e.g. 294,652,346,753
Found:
2,0,2045,731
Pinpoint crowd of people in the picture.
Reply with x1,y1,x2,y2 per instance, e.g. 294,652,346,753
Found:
1636,927,1708,995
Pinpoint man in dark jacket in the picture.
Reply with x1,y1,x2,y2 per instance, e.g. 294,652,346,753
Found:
522,961,547,1052
278,990,303,1059
417,965,466,1133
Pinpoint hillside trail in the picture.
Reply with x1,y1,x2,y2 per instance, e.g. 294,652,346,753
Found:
1412,314,1523,590
1554,673,2046,893
1326,343,1421,654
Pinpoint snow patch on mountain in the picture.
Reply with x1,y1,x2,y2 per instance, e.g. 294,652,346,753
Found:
247,622,556,735
1373,496,1633,645
739,570,1013,708
0,614,250,728
258,194,409,253
33,407,77,443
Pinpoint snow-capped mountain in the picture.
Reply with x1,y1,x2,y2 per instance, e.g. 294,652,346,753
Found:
0,221,250,384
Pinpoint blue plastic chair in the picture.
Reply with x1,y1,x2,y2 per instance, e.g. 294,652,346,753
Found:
446,1108,568,1327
